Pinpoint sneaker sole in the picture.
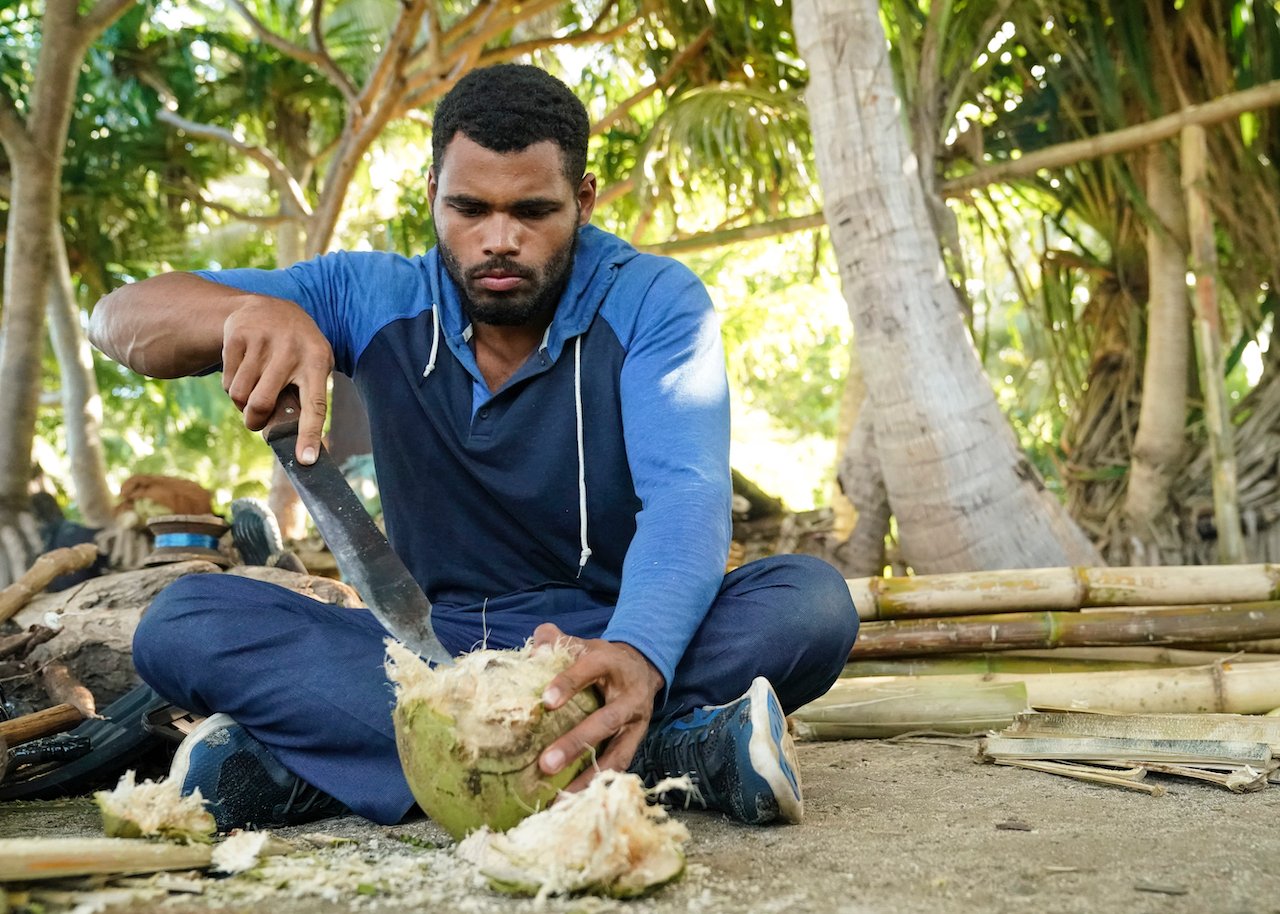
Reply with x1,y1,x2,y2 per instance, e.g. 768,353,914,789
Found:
745,677,804,824
169,711,238,788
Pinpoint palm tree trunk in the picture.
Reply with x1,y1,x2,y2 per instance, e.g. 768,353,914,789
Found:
792,0,1100,572
1124,144,1189,549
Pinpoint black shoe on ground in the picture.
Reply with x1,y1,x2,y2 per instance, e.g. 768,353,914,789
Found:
170,713,348,832
631,677,803,825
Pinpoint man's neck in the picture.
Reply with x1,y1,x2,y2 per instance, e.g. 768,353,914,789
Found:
470,320,551,393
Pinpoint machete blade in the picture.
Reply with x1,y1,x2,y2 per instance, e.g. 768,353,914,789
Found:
263,392,452,665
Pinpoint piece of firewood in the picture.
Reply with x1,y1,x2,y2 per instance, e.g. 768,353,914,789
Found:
0,703,84,746
0,542,100,625
39,661,97,718
0,624,58,660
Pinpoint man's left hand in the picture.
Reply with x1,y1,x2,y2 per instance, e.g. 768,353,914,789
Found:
534,622,664,792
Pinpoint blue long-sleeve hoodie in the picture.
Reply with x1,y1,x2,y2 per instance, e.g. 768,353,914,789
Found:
199,224,733,688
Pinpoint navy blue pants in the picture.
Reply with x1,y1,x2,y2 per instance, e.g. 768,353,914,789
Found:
133,554,858,824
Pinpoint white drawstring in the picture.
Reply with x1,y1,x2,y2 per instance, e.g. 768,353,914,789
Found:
424,306,589,576
421,305,440,379
574,335,591,576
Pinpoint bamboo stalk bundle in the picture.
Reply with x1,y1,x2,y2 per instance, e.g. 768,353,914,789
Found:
850,601,1280,658
979,709,1279,795
791,679,1029,739
809,661,1280,717
847,564,1280,621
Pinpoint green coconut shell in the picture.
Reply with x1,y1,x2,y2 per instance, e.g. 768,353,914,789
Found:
394,685,600,841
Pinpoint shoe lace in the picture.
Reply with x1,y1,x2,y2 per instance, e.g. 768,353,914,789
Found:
645,713,727,809
278,775,339,819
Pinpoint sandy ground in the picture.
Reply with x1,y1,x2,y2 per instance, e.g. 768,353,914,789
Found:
7,735,1280,913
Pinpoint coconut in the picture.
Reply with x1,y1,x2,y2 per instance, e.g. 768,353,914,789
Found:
456,770,690,900
386,639,600,841
94,770,216,843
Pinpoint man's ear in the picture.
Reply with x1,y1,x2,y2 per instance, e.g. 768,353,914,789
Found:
427,165,438,206
577,173,598,226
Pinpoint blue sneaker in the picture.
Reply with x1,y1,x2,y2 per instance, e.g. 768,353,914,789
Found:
633,677,803,825
170,713,347,832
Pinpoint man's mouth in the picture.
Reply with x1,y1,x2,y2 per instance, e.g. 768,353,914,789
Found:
474,273,525,292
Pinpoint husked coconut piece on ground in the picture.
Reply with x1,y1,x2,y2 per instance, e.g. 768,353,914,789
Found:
457,770,690,900
94,770,215,843
386,639,600,840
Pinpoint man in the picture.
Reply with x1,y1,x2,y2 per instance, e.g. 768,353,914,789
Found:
89,64,857,832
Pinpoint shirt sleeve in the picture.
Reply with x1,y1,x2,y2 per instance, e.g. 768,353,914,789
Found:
194,252,425,376
599,261,733,694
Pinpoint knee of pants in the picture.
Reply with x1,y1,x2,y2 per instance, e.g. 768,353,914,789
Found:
132,574,241,693
784,553,859,667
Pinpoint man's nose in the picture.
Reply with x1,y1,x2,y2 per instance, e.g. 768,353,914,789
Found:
482,214,520,257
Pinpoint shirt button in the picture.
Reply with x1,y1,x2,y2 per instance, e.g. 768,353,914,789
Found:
479,408,490,419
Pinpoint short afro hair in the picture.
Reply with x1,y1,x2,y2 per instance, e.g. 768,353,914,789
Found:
432,64,590,183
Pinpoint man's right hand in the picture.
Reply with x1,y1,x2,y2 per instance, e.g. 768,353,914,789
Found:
221,297,334,465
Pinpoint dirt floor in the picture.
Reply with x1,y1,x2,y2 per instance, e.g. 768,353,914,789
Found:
7,735,1280,913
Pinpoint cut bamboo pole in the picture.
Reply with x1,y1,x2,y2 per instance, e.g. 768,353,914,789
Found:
841,655,1168,678
808,661,1280,717
993,759,1167,796
791,679,1028,740
0,837,289,881
0,543,99,625
846,565,1280,620
1006,647,1280,665
1141,762,1269,792
981,735,1273,767
1195,639,1280,654
1183,123,1246,564
1003,710,1280,749
0,704,84,747
850,602,1280,657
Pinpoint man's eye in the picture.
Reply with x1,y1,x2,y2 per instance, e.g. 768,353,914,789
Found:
517,207,555,220
452,204,484,216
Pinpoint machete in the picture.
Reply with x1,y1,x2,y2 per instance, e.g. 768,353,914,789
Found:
262,388,453,665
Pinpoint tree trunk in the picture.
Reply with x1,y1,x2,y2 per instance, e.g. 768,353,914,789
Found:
0,154,59,520
1123,144,1190,552
793,0,1100,572
46,228,114,525
0,0,132,522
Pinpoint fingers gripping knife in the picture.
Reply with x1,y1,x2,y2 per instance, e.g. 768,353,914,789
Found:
262,387,453,665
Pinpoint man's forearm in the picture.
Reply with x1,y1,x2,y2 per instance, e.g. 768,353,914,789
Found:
89,272,248,378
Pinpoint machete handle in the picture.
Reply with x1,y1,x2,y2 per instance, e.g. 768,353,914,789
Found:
262,385,303,444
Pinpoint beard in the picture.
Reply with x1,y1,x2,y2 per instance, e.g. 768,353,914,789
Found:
439,229,578,328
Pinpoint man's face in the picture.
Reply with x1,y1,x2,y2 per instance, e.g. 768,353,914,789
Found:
429,135,596,327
